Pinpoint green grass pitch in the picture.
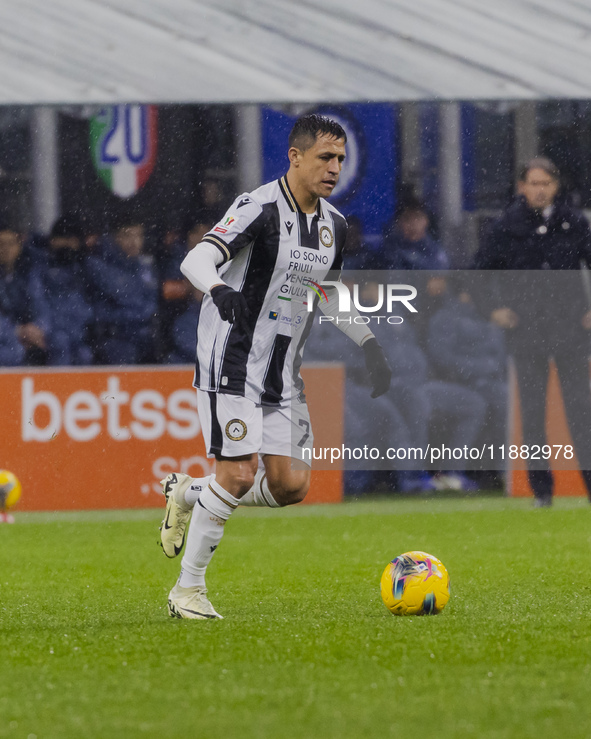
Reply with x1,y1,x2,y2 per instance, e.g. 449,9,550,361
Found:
1,496,591,739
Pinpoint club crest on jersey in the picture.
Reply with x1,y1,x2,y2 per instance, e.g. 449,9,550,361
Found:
225,418,247,441
319,226,334,247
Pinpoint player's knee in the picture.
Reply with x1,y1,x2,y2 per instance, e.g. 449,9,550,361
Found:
216,456,258,497
268,475,310,507
233,469,257,496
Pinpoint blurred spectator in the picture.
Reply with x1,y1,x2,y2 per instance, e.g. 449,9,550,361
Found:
200,178,226,222
78,210,104,256
306,282,486,494
380,200,450,270
412,273,453,343
426,279,507,490
86,215,158,365
0,223,50,365
0,308,25,365
166,287,203,363
374,316,485,492
342,216,381,270
40,215,94,365
305,314,412,495
158,212,215,359
161,213,215,305
427,283,507,452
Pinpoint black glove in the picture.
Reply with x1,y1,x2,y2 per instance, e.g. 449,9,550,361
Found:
211,285,250,329
362,338,392,398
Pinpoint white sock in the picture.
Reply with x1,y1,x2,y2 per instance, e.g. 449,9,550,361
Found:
239,469,280,507
178,478,240,589
184,474,213,507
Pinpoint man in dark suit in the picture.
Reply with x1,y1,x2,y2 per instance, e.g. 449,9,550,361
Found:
473,157,591,506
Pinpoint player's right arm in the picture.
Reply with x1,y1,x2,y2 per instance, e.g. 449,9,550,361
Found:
180,241,225,295
180,195,264,326
180,242,249,326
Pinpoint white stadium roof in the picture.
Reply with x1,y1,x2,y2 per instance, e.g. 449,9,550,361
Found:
2,0,591,104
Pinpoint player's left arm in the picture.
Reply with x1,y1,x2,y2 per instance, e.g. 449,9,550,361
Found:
318,284,392,398
319,212,391,397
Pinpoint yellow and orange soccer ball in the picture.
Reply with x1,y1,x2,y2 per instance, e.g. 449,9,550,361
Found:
381,551,450,616
0,470,22,512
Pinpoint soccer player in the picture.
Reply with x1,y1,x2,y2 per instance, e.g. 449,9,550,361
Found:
160,114,392,619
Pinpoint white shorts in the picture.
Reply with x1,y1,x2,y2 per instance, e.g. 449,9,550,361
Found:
196,390,314,465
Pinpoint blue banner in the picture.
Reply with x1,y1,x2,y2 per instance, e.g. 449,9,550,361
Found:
262,104,398,243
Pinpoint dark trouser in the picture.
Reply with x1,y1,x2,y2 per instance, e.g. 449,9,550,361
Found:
513,347,591,500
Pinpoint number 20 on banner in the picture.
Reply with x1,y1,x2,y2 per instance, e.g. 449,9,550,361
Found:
90,104,158,199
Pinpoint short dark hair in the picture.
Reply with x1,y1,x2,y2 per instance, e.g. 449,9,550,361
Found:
50,214,84,241
0,217,18,234
519,157,560,182
183,210,216,237
288,114,347,151
111,212,143,232
396,197,428,221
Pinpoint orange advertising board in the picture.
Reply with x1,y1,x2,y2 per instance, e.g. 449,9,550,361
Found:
0,365,343,511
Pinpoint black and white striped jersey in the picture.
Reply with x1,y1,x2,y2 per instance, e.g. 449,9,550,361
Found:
194,175,347,406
